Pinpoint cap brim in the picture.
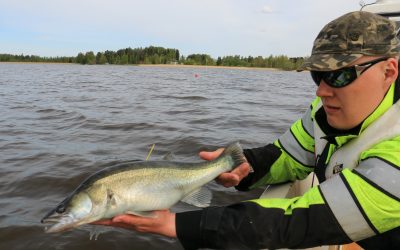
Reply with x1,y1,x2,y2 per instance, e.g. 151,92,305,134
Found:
297,53,364,72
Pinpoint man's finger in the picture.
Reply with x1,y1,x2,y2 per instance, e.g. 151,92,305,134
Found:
231,163,251,178
113,214,141,224
216,173,240,187
215,163,251,187
91,219,113,226
199,148,224,161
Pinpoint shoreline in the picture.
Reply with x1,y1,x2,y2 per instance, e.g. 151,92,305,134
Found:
0,61,72,65
0,61,281,71
137,63,280,71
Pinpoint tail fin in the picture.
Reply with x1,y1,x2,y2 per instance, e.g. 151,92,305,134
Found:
221,142,246,170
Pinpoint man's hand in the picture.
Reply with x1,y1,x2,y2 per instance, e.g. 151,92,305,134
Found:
92,210,177,238
199,148,251,188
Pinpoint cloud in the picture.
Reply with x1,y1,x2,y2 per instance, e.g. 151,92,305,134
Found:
261,5,274,14
0,0,364,57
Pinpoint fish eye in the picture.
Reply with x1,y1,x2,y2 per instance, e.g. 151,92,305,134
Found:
56,206,66,213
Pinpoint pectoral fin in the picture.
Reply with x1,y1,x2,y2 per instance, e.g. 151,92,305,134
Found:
181,187,212,208
106,189,118,208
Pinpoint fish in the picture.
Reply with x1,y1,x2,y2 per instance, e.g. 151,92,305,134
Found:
41,142,245,233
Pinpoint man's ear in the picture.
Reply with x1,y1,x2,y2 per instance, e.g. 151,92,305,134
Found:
384,58,398,87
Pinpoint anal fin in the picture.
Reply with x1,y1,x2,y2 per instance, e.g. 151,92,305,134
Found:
181,186,212,208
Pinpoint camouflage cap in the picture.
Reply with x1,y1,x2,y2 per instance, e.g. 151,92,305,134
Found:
298,11,400,72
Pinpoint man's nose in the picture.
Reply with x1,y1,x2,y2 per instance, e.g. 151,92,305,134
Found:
316,80,334,97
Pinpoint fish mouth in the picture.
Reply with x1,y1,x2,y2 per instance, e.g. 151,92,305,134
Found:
41,192,94,233
41,213,80,233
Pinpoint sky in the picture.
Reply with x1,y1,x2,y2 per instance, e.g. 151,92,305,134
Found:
0,0,371,58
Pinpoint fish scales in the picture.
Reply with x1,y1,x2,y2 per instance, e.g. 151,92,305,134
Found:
41,142,245,233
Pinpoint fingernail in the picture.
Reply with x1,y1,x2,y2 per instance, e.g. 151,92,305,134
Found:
113,218,122,223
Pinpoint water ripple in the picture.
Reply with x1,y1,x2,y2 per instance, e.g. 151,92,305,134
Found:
0,63,313,250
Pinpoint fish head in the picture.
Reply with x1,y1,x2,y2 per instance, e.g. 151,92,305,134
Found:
41,191,94,233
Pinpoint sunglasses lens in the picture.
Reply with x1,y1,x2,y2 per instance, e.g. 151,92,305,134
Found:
327,69,357,87
310,71,323,85
310,57,388,88
311,68,357,88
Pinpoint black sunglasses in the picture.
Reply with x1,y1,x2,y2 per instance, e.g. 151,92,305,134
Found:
310,57,389,88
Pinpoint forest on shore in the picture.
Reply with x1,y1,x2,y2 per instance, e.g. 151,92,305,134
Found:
0,46,304,70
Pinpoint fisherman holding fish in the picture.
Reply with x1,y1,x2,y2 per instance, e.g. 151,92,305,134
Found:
43,11,400,249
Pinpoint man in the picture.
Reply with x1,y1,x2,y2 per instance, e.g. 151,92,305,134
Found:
96,11,400,249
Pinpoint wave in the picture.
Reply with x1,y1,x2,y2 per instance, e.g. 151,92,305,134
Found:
156,95,209,101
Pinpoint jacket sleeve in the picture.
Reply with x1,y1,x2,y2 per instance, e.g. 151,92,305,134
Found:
176,136,400,250
319,136,400,248
176,186,352,250
237,103,316,191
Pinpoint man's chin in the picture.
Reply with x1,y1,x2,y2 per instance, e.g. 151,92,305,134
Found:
327,117,357,131
327,117,345,130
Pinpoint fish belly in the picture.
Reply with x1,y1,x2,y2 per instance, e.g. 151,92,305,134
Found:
102,182,184,217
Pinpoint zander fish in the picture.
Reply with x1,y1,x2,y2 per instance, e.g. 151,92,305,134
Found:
41,142,245,233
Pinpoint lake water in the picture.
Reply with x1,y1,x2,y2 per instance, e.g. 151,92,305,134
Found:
0,63,315,250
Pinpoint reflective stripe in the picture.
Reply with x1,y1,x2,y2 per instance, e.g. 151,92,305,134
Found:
314,104,328,159
356,158,400,200
279,129,315,167
320,174,376,241
301,107,314,137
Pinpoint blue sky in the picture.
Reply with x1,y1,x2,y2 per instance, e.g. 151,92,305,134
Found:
0,0,367,58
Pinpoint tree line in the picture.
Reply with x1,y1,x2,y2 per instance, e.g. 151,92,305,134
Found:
75,46,180,65
0,54,75,63
0,46,304,70
183,54,304,70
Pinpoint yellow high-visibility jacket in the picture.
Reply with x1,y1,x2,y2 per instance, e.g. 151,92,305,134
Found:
176,81,400,250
